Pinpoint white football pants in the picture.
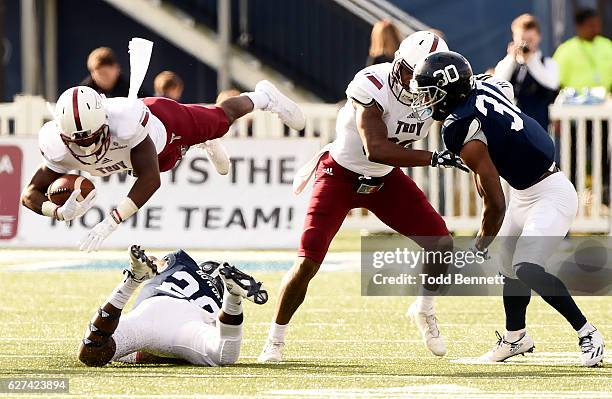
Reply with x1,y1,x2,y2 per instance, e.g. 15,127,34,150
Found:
497,171,578,279
111,296,242,366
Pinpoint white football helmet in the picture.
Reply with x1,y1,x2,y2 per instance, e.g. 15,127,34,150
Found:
390,31,449,105
54,86,110,165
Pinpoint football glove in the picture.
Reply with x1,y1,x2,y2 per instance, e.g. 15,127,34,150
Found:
79,215,119,252
431,150,469,172
56,189,97,221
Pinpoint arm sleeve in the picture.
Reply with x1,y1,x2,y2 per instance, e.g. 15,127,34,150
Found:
346,74,387,112
38,123,70,173
462,118,488,146
41,156,70,174
493,55,516,81
442,116,471,155
127,116,149,149
526,55,560,90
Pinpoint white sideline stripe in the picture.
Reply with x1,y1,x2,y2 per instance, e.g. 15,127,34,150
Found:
0,354,57,358
267,384,612,399
3,260,85,272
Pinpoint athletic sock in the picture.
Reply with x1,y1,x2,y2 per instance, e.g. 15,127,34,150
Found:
222,291,243,316
415,287,436,314
503,276,531,331
577,322,596,337
504,328,526,342
268,321,288,343
242,91,270,110
107,277,140,310
515,262,587,331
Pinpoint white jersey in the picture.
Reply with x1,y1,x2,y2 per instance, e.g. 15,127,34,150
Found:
39,97,167,177
329,63,434,177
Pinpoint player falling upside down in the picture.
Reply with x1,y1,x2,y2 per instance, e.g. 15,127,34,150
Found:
259,31,468,363
410,51,605,366
21,81,304,252
78,246,268,367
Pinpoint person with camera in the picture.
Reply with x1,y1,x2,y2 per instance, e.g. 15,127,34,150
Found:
494,14,559,130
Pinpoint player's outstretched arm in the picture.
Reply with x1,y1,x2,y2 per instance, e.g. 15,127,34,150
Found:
356,103,434,168
79,137,160,252
460,140,506,250
127,135,161,208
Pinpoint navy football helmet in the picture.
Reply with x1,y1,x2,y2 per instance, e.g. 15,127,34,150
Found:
410,51,474,121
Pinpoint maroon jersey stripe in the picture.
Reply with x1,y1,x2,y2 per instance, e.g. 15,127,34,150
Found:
366,74,383,90
141,111,150,127
72,88,83,131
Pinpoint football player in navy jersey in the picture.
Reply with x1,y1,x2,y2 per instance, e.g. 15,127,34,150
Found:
78,246,267,367
410,51,605,367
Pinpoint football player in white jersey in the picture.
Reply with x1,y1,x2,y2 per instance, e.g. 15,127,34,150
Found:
78,246,268,367
258,31,468,363
21,81,305,251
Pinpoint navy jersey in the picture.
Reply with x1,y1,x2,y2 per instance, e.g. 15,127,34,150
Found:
133,250,224,315
442,80,555,190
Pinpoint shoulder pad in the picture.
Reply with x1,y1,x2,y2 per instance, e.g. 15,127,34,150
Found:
38,121,67,162
482,76,515,101
105,97,147,141
346,66,388,110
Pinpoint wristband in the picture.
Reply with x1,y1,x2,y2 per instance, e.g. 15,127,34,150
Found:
111,197,139,224
42,201,63,220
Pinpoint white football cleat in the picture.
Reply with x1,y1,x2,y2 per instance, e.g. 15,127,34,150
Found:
127,245,158,283
255,80,306,131
258,339,285,363
407,302,446,356
197,138,230,175
579,327,605,367
218,263,268,305
479,331,535,362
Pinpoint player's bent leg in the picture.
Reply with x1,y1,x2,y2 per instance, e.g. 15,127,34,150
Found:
260,153,353,363
258,256,321,363
78,245,157,367
365,168,450,356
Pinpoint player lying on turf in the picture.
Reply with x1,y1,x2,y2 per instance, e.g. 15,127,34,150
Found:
410,51,605,367
78,246,268,367
259,31,468,363
21,82,304,252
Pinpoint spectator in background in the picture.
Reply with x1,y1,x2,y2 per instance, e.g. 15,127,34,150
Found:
154,70,184,101
553,8,612,93
494,14,558,129
366,20,401,66
80,47,130,97
216,89,241,104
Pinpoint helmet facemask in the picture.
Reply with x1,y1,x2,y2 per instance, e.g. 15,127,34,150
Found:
60,124,111,165
390,58,415,105
409,79,448,122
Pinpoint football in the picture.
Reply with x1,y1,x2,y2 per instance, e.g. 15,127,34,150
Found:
47,174,95,206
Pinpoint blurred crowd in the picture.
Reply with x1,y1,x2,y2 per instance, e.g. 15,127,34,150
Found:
80,46,184,102
366,8,611,209
367,8,611,131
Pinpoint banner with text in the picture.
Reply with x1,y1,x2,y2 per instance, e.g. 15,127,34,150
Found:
0,137,320,249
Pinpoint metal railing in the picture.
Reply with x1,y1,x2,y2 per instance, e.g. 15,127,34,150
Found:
330,0,429,36
2,96,610,233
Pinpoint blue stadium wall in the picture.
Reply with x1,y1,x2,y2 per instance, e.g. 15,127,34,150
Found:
1,0,593,103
